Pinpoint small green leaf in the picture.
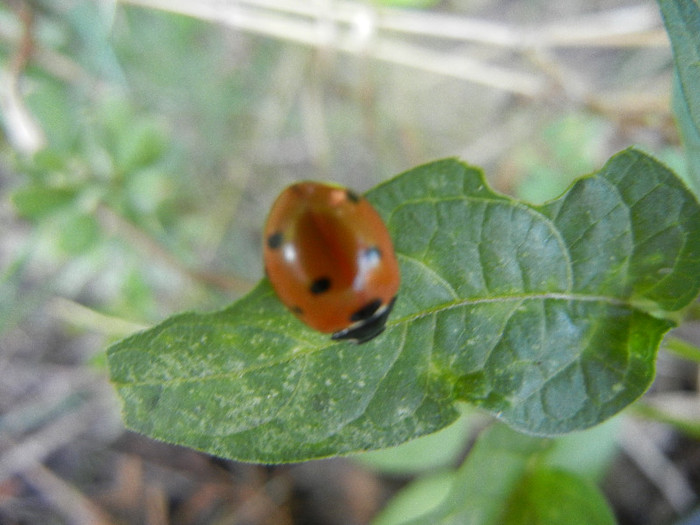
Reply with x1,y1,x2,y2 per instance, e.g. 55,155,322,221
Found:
659,0,700,195
12,185,79,219
107,148,700,463
372,471,457,525
24,78,80,152
27,150,69,174
357,410,474,475
515,114,607,204
501,468,616,525
381,419,619,525
542,416,621,482
408,425,615,525
117,121,167,173
413,425,552,525
673,73,700,196
58,213,100,254
124,167,172,214
659,0,700,125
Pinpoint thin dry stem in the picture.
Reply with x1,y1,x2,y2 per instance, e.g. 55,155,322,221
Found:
116,0,669,100
620,418,697,514
1,1,45,153
0,396,112,482
117,0,545,97
22,463,117,525
97,204,254,294
49,296,150,337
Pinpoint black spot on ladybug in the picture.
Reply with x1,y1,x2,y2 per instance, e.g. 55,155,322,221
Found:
292,305,304,315
350,298,382,322
346,190,361,203
310,277,331,295
267,232,283,249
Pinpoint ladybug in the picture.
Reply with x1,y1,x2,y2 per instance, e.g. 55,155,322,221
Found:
263,182,400,343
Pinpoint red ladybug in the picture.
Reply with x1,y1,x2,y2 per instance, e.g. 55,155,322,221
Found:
263,182,400,343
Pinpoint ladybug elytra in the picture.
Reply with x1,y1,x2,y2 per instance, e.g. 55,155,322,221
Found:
263,182,400,343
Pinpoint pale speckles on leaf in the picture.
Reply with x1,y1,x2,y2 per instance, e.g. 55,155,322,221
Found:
107,150,700,462
395,406,412,419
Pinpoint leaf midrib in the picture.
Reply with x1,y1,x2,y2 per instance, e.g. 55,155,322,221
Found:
113,292,632,389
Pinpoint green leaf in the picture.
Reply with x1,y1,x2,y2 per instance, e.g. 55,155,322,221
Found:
375,420,620,525
372,471,457,525
408,425,615,525
411,425,552,525
117,121,167,173
673,73,700,196
12,185,79,219
124,167,172,214
58,213,100,255
659,0,700,195
24,77,80,152
356,410,474,475
501,468,616,525
659,0,700,124
107,148,700,463
515,113,607,204
541,416,621,482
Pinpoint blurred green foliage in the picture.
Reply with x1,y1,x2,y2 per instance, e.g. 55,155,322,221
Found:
1,2,271,336
1,1,698,524
513,113,608,204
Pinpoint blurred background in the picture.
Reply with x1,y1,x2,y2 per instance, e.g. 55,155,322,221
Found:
0,0,698,523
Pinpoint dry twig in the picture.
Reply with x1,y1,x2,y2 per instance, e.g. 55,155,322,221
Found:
116,0,669,100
